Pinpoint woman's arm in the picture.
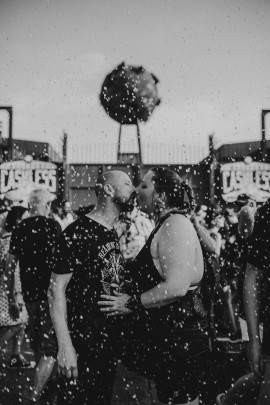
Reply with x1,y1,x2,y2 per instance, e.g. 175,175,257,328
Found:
213,232,222,256
140,215,197,308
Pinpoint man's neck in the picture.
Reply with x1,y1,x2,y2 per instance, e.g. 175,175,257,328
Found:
87,202,120,229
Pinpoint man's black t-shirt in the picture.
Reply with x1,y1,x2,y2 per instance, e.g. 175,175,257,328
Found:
52,216,126,327
247,199,270,354
9,216,61,303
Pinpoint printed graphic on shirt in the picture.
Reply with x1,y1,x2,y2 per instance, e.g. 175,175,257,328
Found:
100,247,125,295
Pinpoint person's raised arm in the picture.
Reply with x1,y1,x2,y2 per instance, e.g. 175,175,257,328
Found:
244,262,264,377
5,252,20,320
48,272,78,379
212,232,222,257
193,216,216,254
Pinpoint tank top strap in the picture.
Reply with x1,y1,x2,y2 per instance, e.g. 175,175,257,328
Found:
147,209,182,245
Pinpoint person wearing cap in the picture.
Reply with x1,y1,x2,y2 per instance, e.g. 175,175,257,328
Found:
5,188,62,404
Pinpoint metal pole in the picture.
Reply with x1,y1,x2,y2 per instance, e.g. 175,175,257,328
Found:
209,133,216,204
0,106,12,161
261,110,270,162
8,107,13,161
136,120,142,165
63,131,69,201
117,124,122,163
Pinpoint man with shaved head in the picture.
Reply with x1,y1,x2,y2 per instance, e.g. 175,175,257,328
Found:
5,187,62,403
48,171,135,405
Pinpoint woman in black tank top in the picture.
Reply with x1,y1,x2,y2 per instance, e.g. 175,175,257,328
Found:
99,168,209,405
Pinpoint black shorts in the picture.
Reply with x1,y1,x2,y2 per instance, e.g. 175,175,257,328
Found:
57,316,120,405
154,323,210,404
25,300,57,358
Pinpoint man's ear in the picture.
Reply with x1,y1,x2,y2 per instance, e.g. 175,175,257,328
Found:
104,184,114,197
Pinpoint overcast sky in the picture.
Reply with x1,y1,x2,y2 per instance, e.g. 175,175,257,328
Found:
1,0,270,161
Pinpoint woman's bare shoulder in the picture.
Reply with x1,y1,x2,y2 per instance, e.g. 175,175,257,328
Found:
159,214,194,237
162,213,192,227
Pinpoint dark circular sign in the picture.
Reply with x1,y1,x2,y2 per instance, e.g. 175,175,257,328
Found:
100,62,160,125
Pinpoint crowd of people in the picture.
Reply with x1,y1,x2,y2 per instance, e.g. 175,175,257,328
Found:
0,168,269,405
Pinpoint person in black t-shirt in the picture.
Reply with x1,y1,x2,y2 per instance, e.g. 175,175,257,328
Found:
48,170,135,405
244,199,270,404
5,188,61,404
216,200,270,405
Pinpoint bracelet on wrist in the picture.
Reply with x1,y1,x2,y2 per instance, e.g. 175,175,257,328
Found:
125,294,144,312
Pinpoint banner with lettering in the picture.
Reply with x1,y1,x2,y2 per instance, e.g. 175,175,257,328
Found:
0,158,58,201
221,160,270,202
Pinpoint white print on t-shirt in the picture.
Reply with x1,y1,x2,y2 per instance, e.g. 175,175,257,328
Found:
98,241,119,260
101,249,125,296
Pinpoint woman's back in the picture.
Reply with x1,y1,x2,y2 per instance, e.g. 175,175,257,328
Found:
150,213,204,289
